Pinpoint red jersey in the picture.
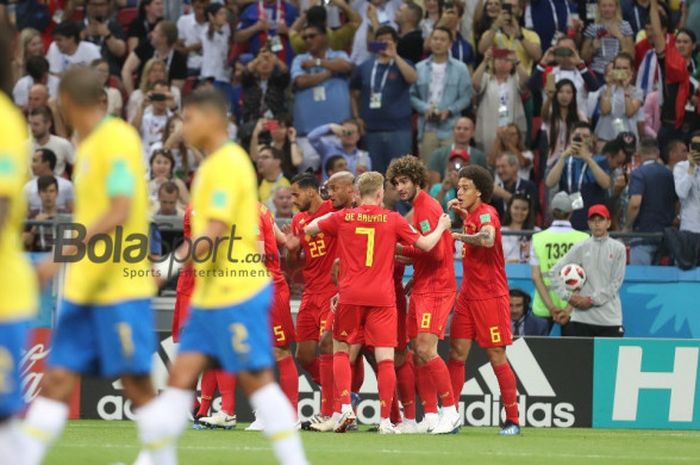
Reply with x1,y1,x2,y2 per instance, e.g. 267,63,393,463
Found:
175,204,194,295
404,190,456,295
318,204,420,307
258,204,286,286
291,200,337,294
460,202,508,300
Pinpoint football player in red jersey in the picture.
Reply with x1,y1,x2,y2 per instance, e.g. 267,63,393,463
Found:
386,156,459,434
305,172,452,434
448,165,521,436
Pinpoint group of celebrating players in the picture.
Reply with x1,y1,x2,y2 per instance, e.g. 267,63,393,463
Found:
0,59,518,465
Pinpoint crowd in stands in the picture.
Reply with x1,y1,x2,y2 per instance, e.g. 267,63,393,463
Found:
3,0,699,267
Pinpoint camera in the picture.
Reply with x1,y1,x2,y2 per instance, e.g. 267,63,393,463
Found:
689,142,700,152
554,47,573,57
149,93,167,102
572,135,583,143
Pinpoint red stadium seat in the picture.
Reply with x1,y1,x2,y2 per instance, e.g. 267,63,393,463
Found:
117,7,138,33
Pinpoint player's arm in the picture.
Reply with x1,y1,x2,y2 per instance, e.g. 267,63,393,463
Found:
413,213,452,252
331,257,340,285
453,224,496,248
273,222,287,246
303,212,334,236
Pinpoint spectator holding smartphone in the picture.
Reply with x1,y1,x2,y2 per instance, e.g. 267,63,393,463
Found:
250,116,303,180
541,79,587,169
241,45,290,125
131,80,175,155
80,0,127,77
307,120,370,179
581,0,635,82
674,131,700,234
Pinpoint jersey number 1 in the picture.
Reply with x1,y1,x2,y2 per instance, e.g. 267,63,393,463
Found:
355,227,376,267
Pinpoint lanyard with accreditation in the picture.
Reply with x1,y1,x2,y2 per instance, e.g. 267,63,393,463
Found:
369,59,393,109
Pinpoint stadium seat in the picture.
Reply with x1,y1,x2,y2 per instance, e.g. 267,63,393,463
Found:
117,7,138,33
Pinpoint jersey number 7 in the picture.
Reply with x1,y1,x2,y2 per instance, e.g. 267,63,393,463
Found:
355,227,376,267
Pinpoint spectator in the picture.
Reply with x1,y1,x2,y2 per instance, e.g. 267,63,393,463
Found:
148,149,189,209
80,0,127,77
24,149,74,212
440,0,474,70
395,0,424,65
127,0,165,53
291,23,353,171
325,154,350,177
625,137,678,264
11,28,44,84
545,122,615,230
502,192,538,263
420,0,442,39
91,58,123,117
530,191,588,328
46,21,102,76
427,115,486,185
154,180,183,216
257,145,291,214
581,0,635,81
550,204,626,337
250,116,303,180
27,83,50,113
473,48,528,155
487,123,534,180
665,139,688,170
350,25,416,174
200,2,232,86
126,58,182,123
234,0,299,67
121,20,187,94
594,52,643,144
176,0,209,77
273,185,295,219
605,138,632,230
23,176,68,252
492,152,539,220
673,131,700,233
510,288,549,336
477,0,542,73
428,148,468,222
240,46,290,124
13,56,59,109
684,0,700,34
473,0,502,45
351,0,401,66
525,0,580,50
541,79,587,169
28,107,74,177
307,120,370,179
634,4,672,98
411,26,472,162
132,80,176,154
289,2,361,54
153,114,202,182
622,0,650,36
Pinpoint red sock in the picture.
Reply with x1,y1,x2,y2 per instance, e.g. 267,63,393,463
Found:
277,355,299,413
215,371,236,415
415,363,438,414
351,356,365,393
396,357,416,420
493,362,519,425
333,352,352,407
302,358,320,385
425,356,455,408
448,359,465,406
197,369,217,417
319,354,334,416
390,392,401,424
377,360,396,420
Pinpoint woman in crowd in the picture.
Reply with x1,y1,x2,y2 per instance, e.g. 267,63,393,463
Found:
148,149,190,208
421,0,443,48
581,0,635,81
473,0,502,51
501,192,538,263
542,79,586,169
487,123,534,180
126,58,181,122
127,0,165,52
152,114,203,185
12,28,43,83
92,59,123,117
249,115,303,180
240,45,290,125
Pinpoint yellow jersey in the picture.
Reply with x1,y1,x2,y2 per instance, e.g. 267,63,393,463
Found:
190,142,270,308
0,93,37,321
63,117,155,304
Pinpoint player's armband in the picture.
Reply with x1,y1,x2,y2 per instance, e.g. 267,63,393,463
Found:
106,159,135,197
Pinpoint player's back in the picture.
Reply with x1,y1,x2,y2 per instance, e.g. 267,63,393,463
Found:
0,92,37,319
190,142,270,308
258,203,286,286
64,116,154,305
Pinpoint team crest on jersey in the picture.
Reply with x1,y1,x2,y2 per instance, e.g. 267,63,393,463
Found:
212,190,227,208
479,213,491,223
419,219,431,233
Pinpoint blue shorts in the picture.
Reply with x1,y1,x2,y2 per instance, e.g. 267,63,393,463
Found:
0,320,30,418
48,299,155,378
179,285,274,374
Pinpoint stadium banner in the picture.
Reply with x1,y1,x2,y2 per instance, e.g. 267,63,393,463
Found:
593,338,700,430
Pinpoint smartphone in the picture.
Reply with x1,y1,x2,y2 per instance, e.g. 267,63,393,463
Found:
264,120,281,132
554,47,573,57
149,93,167,102
545,72,556,92
367,41,387,53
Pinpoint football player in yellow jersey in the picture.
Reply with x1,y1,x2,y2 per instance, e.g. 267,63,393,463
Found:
0,28,37,464
139,90,307,465
19,67,159,465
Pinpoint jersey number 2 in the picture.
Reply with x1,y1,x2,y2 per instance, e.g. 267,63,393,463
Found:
355,227,376,267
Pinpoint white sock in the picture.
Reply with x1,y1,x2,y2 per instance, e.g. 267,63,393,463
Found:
0,420,22,465
330,411,341,423
340,403,352,414
20,396,69,465
443,405,458,416
250,383,309,465
424,412,438,423
135,388,193,465
402,418,417,426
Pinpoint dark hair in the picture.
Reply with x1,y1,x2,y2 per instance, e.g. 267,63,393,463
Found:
184,89,228,119
386,155,427,189
26,55,50,81
503,192,535,229
158,180,180,196
35,148,57,171
548,79,581,153
601,139,622,157
425,0,444,18
292,172,320,190
662,139,686,163
303,22,326,36
306,5,327,26
157,20,178,46
571,121,591,133
375,25,399,42
613,52,635,68
457,165,494,203
138,0,162,20
677,28,697,44
150,149,175,177
53,21,81,42
325,155,345,174
59,67,104,106
29,106,53,123
259,144,284,161
509,288,531,310
206,3,225,40
432,25,453,41
37,175,58,192
639,137,660,157
404,1,424,24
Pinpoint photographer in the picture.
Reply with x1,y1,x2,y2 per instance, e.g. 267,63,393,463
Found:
674,131,700,234
131,80,176,155
545,122,613,230
79,0,127,77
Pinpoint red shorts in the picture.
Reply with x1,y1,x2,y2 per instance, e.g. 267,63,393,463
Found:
451,292,513,348
296,289,336,342
407,292,455,339
396,288,408,350
333,303,397,348
171,291,192,343
270,281,296,348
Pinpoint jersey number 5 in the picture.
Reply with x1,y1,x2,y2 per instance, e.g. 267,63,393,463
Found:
355,227,376,267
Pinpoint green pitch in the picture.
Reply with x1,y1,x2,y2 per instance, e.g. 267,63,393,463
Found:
45,420,700,465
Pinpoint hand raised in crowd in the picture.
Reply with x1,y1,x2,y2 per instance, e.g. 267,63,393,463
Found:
540,47,556,66
380,40,398,60
493,10,509,30
276,17,289,35
367,4,379,24
287,126,297,141
256,14,270,32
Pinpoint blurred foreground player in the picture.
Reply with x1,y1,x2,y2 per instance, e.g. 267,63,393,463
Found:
22,67,158,464
448,166,521,436
145,90,308,465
